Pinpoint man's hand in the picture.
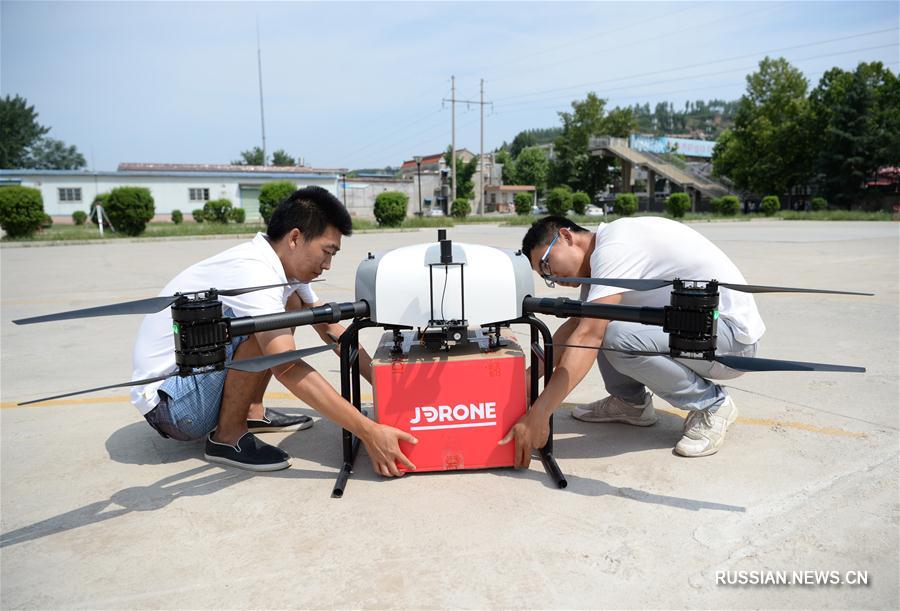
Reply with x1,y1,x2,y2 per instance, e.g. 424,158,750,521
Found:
362,423,418,477
498,409,550,469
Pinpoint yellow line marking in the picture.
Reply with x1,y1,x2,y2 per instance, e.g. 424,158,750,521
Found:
1,391,373,409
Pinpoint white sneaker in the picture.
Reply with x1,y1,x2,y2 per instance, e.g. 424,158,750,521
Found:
571,392,657,426
675,395,739,457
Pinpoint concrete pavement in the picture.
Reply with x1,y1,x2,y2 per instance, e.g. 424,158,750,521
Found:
1,220,897,609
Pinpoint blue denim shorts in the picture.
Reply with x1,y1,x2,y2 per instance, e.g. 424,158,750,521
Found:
148,309,248,441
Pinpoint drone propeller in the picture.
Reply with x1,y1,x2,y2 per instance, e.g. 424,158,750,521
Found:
12,280,323,326
549,343,865,373
547,276,873,296
16,344,335,406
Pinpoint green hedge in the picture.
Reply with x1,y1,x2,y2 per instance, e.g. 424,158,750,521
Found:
0,186,46,238
229,207,246,224
105,187,155,236
72,210,88,226
514,192,532,216
451,197,471,218
192,208,205,223
546,187,573,216
203,198,233,223
571,191,591,215
171,209,183,224
720,195,740,216
665,192,691,218
259,181,297,225
613,193,638,216
810,196,827,211
761,195,780,216
374,191,408,226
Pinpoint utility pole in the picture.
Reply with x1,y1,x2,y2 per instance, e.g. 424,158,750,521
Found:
256,17,267,166
479,79,484,215
442,77,492,212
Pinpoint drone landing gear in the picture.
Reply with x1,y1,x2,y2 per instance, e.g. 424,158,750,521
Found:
331,316,567,498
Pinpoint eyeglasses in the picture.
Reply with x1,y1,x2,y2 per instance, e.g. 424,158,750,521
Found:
539,234,559,288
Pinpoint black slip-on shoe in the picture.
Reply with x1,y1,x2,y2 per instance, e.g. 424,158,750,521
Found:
247,408,314,433
204,432,290,472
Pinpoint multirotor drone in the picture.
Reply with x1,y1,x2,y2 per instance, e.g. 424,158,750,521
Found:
13,229,871,497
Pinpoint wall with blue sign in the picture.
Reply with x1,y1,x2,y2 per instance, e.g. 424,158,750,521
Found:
629,135,716,159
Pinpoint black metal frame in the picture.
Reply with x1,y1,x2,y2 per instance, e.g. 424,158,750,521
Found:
330,314,567,498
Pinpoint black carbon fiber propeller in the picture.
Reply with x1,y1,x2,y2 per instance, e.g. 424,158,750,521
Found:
17,344,335,406
547,276,873,296
12,280,323,325
549,343,865,373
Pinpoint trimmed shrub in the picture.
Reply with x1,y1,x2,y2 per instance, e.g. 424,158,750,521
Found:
546,187,573,216
514,192,532,216
171,209,183,224
259,181,297,225
41,213,53,229
720,195,740,216
203,198,233,223
229,207,246,224
451,197,471,218
90,193,111,228
613,192,638,216
665,192,691,218
571,191,591,215
104,187,154,236
761,195,780,216
72,210,88,225
0,186,45,238
710,197,723,215
374,191,408,227
192,208,205,223
810,196,827,211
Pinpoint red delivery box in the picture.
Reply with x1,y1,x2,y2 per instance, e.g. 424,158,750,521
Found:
371,332,526,472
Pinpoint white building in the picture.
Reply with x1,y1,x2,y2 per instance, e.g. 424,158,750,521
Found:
0,163,343,222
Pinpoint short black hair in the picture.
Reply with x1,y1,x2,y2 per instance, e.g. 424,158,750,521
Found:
521,215,589,261
266,186,353,241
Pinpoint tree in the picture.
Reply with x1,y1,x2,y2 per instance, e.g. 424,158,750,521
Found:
513,146,549,195
271,149,296,166
0,186,45,238
443,147,478,200
259,181,296,224
712,57,811,198
24,137,86,170
105,187,155,236
546,186,573,216
509,130,538,158
232,147,265,166
374,191,407,226
807,62,900,209
495,149,517,184
514,192,532,215
0,95,50,168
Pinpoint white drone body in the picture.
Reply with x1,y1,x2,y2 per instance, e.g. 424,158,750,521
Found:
355,240,535,328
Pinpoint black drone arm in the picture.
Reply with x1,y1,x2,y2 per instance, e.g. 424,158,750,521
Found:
522,296,665,326
228,300,370,337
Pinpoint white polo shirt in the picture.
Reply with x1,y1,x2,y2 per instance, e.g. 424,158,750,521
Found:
579,217,766,345
130,232,318,415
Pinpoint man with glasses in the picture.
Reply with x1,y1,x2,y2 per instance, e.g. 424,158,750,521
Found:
499,215,764,467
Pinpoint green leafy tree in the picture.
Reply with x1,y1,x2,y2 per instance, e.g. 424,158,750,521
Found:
271,150,297,166
203,198,233,223
712,57,811,198
24,137,86,170
232,147,265,166
509,130,538,158
444,147,478,200
665,192,691,218
0,186,45,238
613,193,638,216
514,192,532,215
495,149,517,184
259,181,297,225
374,191,407,227
571,191,591,215
546,186,573,216
105,187,155,236
760,195,781,216
807,62,900,209
0,95,50,168
514,146,550,195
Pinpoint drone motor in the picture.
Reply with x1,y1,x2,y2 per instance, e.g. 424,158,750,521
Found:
170,290,230,374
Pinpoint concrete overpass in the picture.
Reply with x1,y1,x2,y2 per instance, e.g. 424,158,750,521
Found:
589,136,732,210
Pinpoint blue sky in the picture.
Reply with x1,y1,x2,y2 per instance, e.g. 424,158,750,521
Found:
2,1,897,170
